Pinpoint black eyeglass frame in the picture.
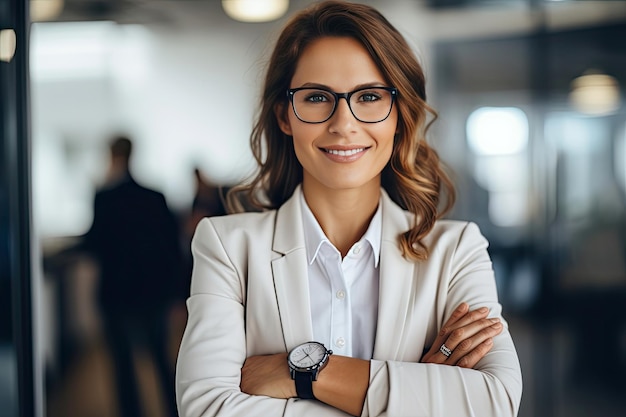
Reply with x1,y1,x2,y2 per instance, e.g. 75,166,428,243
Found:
286,86,398,124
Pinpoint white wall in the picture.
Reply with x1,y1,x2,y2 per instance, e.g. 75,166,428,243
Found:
31,19,279,237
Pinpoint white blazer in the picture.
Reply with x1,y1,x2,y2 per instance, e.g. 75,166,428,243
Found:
176,188,523,417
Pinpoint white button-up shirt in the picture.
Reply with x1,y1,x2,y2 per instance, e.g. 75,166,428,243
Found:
300,190,381,360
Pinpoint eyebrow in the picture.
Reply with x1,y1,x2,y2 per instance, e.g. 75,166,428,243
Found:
295,82,387,91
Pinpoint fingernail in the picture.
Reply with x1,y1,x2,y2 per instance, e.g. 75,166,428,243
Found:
490,318,500,323
478,307,488,313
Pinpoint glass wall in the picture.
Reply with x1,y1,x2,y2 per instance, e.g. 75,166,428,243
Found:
433,20,626,417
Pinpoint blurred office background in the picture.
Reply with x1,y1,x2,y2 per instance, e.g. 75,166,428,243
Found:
2,0,626,416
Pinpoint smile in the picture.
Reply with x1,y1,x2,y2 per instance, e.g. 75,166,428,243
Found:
323,148,366,156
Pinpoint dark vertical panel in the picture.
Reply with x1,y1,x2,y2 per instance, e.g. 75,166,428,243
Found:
0,0,34,416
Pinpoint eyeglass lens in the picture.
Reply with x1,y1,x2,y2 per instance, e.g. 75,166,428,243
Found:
291,87,394,123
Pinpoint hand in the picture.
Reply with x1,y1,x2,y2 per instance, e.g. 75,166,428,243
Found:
421,302,503,368
240,353,296,399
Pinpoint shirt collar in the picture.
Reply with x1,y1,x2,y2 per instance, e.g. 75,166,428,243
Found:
299,188,382,267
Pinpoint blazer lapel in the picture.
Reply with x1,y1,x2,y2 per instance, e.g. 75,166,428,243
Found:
372,191,418,360
271,187,315,350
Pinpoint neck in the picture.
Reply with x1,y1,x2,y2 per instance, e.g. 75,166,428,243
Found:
106,162,130,185
302,181,380,257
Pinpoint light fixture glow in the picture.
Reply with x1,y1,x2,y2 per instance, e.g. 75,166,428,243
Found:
569,71,621,116
222,0,289,23
0,29,17,63
466,107,529,156
30,0,65,22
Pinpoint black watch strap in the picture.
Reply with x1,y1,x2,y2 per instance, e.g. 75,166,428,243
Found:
294,371,315,399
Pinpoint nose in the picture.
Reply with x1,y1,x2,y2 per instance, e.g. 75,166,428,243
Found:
328,97,357,134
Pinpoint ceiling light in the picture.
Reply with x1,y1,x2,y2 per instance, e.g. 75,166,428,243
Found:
569,70,621,116
30,0,65,22
222,0,289,23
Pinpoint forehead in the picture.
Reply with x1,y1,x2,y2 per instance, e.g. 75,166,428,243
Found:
290,36,387,90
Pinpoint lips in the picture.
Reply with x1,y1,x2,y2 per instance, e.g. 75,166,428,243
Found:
324,148,365,156
320,146,369,162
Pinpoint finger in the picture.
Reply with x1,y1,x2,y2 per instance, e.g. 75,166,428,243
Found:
425,305,496,364
446,319,503,363
432,306,490,359
442,302,470,329
437,306,490,341
421,304,467,362
448,306,492,332
446,317,501,350
422,341,453,364
430,303,472,351
425,304,483,362
455,338,494,368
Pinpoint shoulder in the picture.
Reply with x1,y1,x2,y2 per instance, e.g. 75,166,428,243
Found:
190,211,280,274
426,219,488,249
430,219,485,241
381,192,486,248
423,220,490,270
193,210,278,246
132,181,164,199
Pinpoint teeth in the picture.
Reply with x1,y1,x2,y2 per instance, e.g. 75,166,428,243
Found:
326,148,364,156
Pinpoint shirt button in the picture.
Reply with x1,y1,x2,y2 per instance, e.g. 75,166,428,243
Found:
353,245,361,255
336,290,345,299
335,337,345,348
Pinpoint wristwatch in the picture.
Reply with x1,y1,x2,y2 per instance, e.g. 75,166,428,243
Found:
287,341,333,399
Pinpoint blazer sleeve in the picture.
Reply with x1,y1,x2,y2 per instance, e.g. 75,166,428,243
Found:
363,222,523,417
175,218,351,417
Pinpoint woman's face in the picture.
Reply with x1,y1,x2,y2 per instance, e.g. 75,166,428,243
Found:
278,36,398,195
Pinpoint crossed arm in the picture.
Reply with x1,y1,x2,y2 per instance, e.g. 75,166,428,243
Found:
176,219,522,417
240,302,504,416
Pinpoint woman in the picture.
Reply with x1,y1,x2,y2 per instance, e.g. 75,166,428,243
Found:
175,1,522,416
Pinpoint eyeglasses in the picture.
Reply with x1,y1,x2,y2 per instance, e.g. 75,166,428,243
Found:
286,86,397,124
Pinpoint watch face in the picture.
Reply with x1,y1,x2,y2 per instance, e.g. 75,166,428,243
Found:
288,342,328,370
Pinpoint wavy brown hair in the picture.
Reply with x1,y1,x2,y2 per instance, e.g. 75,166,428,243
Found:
229,0,455,261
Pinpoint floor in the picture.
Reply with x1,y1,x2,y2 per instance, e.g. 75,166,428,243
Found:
44,313,626,417
509,316,626,417
45,304,187,417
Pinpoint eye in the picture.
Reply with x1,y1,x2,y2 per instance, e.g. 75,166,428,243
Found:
303,90,332,103
357,90,383,102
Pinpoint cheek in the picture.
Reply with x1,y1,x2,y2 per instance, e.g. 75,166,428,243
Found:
376,124,397,152
292,139,306,162
287,114,306,140
382,114,399,152
290,121,322,147
290,127,318,165
381,138,394,165
373,129,396,169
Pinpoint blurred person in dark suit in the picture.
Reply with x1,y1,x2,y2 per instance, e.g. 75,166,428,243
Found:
189,167,227,221
83,136,180,417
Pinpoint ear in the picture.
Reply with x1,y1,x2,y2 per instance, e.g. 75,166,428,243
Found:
275,103,293,136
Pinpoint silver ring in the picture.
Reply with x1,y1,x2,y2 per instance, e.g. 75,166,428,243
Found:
439,343,452,358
